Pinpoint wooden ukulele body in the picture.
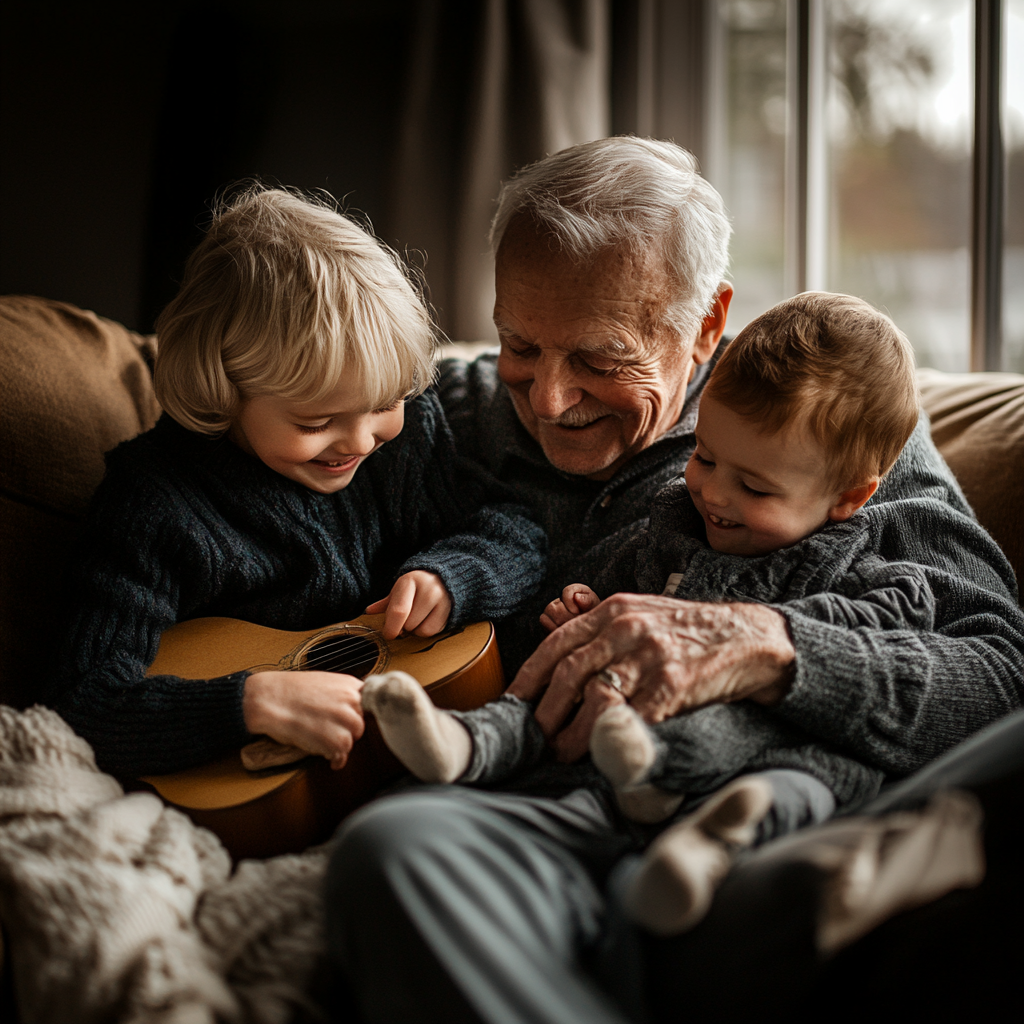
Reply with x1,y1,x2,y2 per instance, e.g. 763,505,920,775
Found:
139,614,503,859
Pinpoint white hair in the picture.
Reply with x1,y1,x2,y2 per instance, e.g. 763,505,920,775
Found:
490,136,732,340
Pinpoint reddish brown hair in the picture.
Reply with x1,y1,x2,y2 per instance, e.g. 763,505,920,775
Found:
705,292,919,489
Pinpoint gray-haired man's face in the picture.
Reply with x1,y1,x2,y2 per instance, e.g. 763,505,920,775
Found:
493,218,731,480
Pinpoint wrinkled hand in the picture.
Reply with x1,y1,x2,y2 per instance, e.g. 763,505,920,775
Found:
243,669,366,770
509,593,796,762
539,584,602,632
365,570,453,640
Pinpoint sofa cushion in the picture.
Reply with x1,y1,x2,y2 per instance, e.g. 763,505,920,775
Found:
0,297,160,707
918,367,1024,593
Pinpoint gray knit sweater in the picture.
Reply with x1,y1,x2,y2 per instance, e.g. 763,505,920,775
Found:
438,352,1024,779
609,479,1021,803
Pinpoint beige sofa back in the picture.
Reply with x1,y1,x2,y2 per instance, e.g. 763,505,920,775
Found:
0,298,1022,708
917,367,1024,585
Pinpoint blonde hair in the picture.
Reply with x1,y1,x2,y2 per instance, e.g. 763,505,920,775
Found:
154,186,436,434
490,137,732,341
705,292,919,489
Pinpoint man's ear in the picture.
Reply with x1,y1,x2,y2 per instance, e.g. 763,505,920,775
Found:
828,479,879,522
692,284,734,366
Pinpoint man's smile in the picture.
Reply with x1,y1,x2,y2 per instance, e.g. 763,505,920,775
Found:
546,414,611,431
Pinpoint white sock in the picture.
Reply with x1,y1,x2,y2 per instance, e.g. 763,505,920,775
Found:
361,671,472,783
590,704,684,823
623,775,775,936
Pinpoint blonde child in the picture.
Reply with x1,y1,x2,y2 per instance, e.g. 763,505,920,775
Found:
53,187,545,778
361,292,935,933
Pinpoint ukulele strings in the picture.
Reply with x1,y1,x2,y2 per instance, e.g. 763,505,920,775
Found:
293,633,383,674
286,623,456,675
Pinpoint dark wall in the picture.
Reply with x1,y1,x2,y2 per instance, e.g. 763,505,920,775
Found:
0,1,415,332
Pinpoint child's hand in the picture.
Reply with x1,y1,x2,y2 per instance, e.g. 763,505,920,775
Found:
243,669,365,770
365,571,453,640
540,584,601,632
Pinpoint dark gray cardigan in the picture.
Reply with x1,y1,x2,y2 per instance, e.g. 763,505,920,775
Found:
603,480,1023,804
437,352,1024,780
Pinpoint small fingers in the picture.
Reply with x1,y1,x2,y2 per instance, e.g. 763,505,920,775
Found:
412,598,452,637
381,577,416,639
539,612,559,633
404,575,452,636
564,584,600,613
364,595,390,614
540,598,576,631
329,731,354,770
383,572,452,638
335,693,367,742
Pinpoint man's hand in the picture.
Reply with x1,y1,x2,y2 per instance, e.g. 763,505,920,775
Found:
243,670,366,770
509,593,796,761
539,584,602,632
365,570,453,640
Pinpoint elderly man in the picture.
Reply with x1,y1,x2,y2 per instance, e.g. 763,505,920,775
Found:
325,138,1024,1024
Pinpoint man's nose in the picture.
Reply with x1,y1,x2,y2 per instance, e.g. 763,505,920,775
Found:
529,356,583,419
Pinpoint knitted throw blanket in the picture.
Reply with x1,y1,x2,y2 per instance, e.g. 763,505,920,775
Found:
0,705,329,1024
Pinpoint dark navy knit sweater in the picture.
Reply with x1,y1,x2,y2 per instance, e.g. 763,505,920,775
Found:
53,391,547,777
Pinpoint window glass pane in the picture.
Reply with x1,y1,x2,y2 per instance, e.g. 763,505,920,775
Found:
1005,0,1024,371
707,0,788,333
826,0,972,371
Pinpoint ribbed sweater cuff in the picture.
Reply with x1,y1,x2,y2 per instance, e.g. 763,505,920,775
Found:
772,610,878,745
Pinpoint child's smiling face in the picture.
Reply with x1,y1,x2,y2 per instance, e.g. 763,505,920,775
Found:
229,377,405,494
686,394,860,557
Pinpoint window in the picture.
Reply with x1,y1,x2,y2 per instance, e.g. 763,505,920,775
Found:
698,0,1017,370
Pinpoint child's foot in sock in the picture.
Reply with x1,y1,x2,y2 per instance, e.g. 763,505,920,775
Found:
623,775,774,935
590,704,684,823
361,671,472,783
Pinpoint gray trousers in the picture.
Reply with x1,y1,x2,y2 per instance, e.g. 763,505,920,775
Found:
324,771,834,1024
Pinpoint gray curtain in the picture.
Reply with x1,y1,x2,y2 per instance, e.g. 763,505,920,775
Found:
391,0,611,342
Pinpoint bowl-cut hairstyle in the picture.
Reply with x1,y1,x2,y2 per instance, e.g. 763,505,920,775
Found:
154,186,436,434
705,292,920,489
490,136,732,341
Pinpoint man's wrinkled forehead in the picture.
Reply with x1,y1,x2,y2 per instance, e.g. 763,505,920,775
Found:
494,216,679,345
493,310,635,357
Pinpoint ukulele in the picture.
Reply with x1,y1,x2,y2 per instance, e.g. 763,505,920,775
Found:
138,613,504,860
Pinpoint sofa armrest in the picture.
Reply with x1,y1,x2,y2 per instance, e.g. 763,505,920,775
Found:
0,296,161,707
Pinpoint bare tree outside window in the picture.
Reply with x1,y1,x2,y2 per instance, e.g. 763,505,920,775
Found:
827,0,973,371
705,0,788,332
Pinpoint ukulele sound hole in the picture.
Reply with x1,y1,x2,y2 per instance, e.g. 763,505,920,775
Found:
301,632,381,678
